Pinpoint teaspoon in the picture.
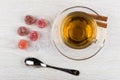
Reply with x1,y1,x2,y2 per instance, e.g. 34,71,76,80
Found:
25,57,80,76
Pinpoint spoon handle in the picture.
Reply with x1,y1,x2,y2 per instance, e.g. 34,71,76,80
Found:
46,65,80,76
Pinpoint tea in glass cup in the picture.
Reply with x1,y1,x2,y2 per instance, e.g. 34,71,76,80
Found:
61,11,97,49
52,6,106,60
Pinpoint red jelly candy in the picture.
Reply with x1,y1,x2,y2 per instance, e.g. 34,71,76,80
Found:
17,26,29,36
18,39,29,50
29,31,39,41
25,15,36,25
36,18,47,28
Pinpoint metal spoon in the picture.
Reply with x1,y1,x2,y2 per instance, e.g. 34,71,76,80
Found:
24,57,80,76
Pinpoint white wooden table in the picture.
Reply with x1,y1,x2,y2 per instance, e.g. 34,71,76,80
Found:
0,0,119,80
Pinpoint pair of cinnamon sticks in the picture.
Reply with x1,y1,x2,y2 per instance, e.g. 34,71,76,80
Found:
89,14,108,28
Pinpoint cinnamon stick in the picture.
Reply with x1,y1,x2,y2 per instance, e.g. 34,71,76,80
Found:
88,13,108,28
89,14,108,21
96,21,107,28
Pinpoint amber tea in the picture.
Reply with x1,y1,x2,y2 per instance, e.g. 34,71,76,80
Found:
61,11,97,49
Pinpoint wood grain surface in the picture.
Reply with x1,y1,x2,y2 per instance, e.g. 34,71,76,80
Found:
0,0,119,80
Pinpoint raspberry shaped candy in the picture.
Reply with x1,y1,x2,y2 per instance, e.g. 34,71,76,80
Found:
18,39,29,50
36,18,47,28
25,15,36,25
17,26,29,36
29,31,39,41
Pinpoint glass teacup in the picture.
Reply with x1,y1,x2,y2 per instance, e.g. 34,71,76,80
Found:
51,6,106,60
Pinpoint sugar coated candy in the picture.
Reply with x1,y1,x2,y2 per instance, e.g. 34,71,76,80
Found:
17,26,29,36
36,18,47,28
25,15,36,25
29,31,39,41
18,39,29,50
